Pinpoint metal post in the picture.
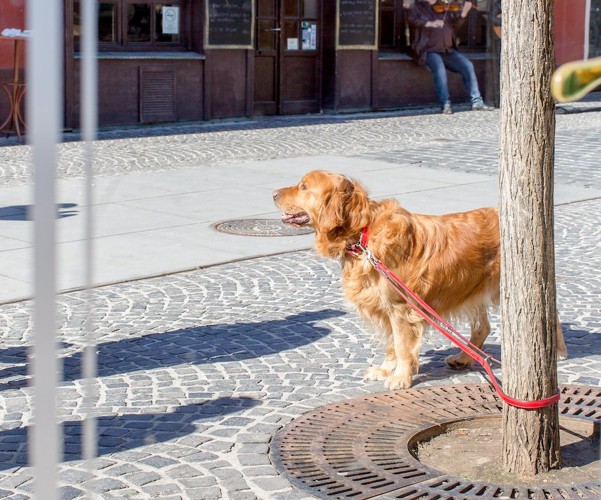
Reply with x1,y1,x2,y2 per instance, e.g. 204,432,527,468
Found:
81,0,98,461
27,0,62,498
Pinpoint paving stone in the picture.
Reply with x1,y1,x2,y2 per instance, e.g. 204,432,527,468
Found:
252,476,298,492
186,486,222,499
58,485,85,499
238,454,272,466
84,478,128,493
141,482,182,497
179,476,218,488
227,492,260,500
58,470,96,484
123,471,161,486
242,465,280,478
168,464,202,479
104,463,141,476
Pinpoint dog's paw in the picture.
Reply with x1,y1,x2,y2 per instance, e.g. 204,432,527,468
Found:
384,374,412,390
445,353,473,371
364,367,390,381
557,347,568,361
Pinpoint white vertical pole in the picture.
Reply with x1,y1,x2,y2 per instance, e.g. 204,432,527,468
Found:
27,0,62,498
81,0,98,461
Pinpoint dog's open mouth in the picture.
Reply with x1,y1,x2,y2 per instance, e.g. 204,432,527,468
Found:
281,211,310,225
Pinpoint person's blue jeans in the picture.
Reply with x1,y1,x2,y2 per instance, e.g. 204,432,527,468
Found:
425,50,484,108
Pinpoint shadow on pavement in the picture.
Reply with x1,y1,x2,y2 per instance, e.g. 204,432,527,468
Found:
0,203,78,221
0,396,260,471
0,309,345,391
416,324,600,385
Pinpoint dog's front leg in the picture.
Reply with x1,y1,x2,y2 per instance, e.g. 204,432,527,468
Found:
385,316,422,390
365,341,397,381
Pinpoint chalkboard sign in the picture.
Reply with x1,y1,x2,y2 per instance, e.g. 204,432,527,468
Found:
337,0,378,49
206,0,254,48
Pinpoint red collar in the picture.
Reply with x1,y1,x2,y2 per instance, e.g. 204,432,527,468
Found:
346,227,369,257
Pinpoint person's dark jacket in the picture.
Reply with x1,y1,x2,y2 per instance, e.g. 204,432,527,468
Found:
407,1,467,66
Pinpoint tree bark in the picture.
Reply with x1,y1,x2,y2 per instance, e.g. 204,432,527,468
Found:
499,0,561,475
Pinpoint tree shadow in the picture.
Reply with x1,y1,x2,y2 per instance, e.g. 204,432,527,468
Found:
0,396,260,471
0,309,344,391
560,420,600,468
0,203,78,221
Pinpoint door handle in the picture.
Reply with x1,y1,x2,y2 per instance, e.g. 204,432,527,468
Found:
264,28,282,31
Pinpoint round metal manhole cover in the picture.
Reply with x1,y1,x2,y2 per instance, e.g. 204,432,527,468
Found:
271,384,601,499
211,218,314,237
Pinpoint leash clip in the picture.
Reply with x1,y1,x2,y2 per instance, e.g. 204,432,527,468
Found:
364,247,380,268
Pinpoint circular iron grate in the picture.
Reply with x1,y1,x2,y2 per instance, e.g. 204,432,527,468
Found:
271,384,601,499
211,218,314,237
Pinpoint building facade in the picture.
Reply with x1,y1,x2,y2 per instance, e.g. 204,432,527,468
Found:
1,0,599,130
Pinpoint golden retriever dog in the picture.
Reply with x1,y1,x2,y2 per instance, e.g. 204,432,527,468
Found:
273,170,567,390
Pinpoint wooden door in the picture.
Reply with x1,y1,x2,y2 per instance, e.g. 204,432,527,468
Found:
254,0,321,115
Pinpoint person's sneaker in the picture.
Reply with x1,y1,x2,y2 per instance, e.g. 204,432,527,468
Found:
442,103,453,115
472,102,494,111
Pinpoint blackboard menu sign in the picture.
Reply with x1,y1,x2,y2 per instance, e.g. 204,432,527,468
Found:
206,0,254,48
337,0,378,49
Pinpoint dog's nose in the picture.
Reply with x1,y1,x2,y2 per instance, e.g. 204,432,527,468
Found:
272,190,280,201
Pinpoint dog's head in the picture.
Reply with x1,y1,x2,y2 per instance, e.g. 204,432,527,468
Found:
273,170,371,238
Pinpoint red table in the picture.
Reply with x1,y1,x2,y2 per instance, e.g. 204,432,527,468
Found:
0,35,28,138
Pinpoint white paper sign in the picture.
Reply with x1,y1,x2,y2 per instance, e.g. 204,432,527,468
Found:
287,38,299,50
162,6,180,35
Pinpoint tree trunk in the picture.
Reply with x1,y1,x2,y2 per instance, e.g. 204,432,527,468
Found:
499,0,561,475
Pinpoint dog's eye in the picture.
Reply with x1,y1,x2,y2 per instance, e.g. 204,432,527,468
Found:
299,183,307,191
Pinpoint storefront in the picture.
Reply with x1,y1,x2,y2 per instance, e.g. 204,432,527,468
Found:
0,0,599,130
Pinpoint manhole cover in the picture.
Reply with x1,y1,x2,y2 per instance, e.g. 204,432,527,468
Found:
211,218,314,237
271,384,601,499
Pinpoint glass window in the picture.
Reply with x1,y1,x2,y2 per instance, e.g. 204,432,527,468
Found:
303,0,317,19
73,0,185,50
155,4,181,43
284,20,299,50
283,0,318,52
379,0,490,53
590,0,601,58
127,4,151,43
379,0,408,51
99,3,117,43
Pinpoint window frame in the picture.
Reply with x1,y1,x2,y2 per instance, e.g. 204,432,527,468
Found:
73,0,190,52
378,0,491,54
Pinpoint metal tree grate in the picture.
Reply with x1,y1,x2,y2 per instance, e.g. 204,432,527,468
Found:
211,218,314,237
271,384,601,499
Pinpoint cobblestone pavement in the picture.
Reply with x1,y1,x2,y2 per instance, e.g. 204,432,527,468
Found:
0,103,600,498
1,99,601,188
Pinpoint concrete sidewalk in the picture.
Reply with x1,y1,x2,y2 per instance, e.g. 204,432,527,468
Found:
1,154,600,303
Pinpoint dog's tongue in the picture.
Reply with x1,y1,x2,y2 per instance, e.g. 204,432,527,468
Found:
281,212,309,225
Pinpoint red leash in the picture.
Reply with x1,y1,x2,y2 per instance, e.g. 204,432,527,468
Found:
347,227,560,410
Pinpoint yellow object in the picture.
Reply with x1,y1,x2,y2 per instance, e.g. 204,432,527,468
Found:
551,56,601,103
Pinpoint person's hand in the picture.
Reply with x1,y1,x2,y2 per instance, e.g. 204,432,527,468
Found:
426,19,445,29
461,1,473,17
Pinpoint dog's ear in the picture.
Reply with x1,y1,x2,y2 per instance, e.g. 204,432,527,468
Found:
342,179,371,232
317,177,370,233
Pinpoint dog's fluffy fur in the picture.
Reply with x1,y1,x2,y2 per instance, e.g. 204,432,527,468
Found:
273,170,567,390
